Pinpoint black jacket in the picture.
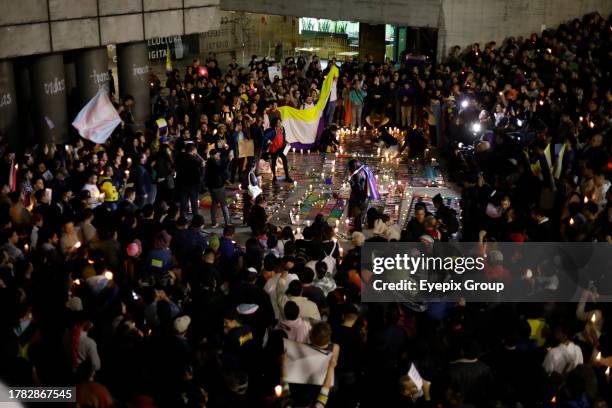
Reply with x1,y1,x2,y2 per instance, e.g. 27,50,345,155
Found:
204,158,226,189
175,152,203,190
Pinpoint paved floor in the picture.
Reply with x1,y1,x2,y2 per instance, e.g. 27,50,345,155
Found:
198,130,460,250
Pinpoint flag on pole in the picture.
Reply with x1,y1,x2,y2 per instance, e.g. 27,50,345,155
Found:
165,44,173,72
72,88,121,144
278,65,338,148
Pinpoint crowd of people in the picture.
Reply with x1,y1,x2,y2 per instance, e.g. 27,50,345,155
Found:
0,11,610,408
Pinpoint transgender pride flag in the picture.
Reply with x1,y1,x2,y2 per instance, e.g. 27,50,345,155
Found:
72,88,121,144
278,65,338,149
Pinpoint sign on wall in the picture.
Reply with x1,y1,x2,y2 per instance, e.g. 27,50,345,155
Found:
147,36,184,61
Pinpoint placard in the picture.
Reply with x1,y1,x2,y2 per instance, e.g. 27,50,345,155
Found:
238,139,255,158
283,338,333,386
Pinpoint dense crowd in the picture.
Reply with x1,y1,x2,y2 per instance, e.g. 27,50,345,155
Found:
0,11,610,408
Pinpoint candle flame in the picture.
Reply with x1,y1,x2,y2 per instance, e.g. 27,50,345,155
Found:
274,385,282,398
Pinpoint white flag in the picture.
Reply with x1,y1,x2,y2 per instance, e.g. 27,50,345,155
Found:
72,88,121,144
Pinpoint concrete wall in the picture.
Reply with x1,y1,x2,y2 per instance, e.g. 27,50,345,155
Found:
219,0,612,60
198,13,297,66
0,0,224,59
220,0,441,28
438,0,612,59
2,0,610,60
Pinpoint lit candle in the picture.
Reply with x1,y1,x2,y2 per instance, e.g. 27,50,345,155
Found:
335,220,340,227
591,313,597,324
74,241,82,249
569,218,575,226
345,219,349,226
300,149,303,154
596,351,602,360
339,246,344,257
24,244,29,253
275,385,283,398
74,279,81,285
127,158,132,165
104,271,113,280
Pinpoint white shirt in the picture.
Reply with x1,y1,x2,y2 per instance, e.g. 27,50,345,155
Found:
542,341,583,374
330,78,338,102
82,183,102,208
264,273,298,319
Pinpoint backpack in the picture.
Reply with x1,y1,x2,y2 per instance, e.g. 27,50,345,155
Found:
322,240,338,276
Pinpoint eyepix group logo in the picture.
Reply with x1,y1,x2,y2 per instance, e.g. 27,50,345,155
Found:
360,242,612,303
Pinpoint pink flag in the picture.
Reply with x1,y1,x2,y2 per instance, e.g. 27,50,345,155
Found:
72,88,121,144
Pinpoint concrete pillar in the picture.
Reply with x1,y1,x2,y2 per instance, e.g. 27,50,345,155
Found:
359,23,386,63
117,42,150,125
0,60,19,150
15,63,34,151
75,47,109,106
29,54,69,145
